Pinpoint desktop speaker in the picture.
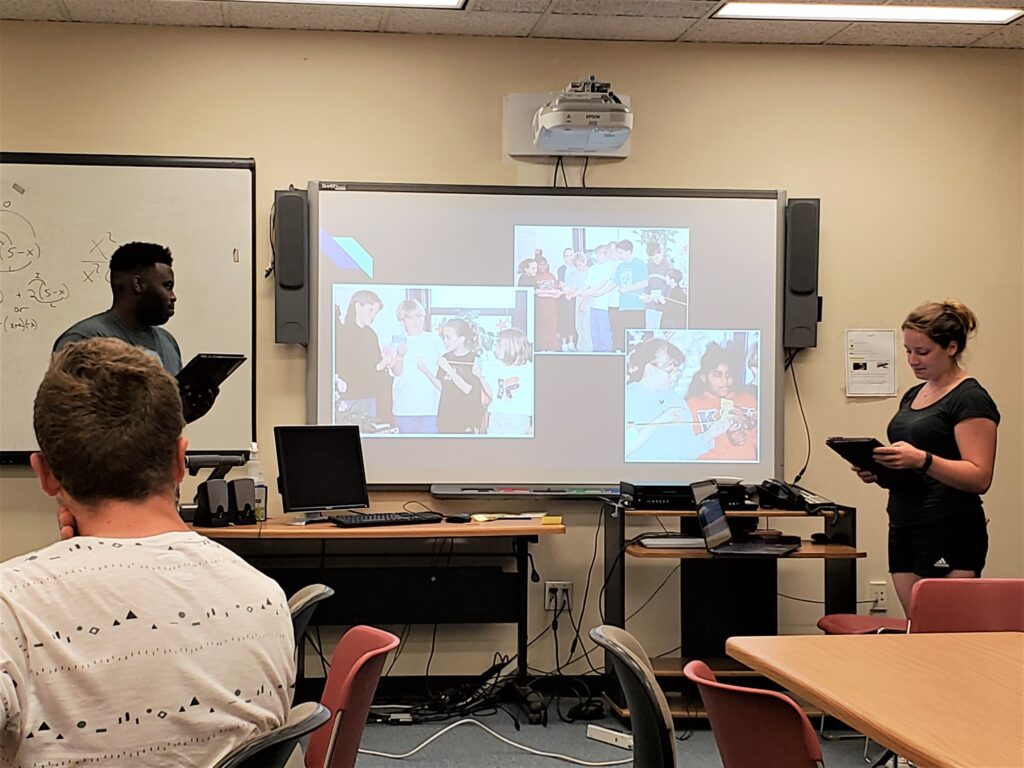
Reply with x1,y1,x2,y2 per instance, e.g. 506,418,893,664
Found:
274,188,309,344
228,478,257,526
195,479,233,527
783,198,821,349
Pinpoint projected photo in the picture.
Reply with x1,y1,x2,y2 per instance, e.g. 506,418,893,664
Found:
624,329,759,463
513,225,690,355
332,284,535,437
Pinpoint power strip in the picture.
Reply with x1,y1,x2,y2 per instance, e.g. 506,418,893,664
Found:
586,724,633,750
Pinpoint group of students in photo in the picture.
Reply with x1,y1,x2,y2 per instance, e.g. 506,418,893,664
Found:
516,238,687,353
333,290,534,436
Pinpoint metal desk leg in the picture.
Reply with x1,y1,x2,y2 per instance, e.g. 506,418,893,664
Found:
825,506,857,614
603,501,627,629
602,502,627,707
515,536,529,682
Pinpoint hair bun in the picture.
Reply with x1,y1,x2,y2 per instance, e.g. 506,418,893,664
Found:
941,299,978,335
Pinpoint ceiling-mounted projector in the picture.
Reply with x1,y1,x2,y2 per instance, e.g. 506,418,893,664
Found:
533,75,633,155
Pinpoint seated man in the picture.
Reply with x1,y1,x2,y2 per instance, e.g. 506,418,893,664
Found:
0,338,295,767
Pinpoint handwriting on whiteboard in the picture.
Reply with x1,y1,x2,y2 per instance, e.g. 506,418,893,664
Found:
2,315,39,333
0,209,42,273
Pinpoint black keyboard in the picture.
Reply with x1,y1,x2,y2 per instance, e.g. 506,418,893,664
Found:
329,511,443,528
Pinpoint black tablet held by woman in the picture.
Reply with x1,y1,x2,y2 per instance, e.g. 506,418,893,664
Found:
825,436,889,476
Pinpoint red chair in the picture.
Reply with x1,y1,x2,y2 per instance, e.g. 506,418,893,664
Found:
684,660,824,768
304,625,399,768
909,578,1024,633
816,614,907,635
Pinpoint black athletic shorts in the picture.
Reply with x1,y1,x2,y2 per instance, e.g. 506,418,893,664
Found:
888,509,988,577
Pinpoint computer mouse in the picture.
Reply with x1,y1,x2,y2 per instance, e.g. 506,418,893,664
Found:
810,532,831,544
445,513,473,524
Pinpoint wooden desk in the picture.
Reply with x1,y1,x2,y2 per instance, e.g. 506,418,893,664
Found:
624,541,864,559
727,632,1024,768
195,515,564,681
603,500,863,658
600,500,864,717
194,516,565,540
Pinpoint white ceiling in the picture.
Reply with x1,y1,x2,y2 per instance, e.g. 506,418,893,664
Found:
1,0,1021,48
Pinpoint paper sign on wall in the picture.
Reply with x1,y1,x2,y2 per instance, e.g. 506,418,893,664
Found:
846,329,896,397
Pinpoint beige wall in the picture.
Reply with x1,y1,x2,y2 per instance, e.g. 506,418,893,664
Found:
1,21,1021,675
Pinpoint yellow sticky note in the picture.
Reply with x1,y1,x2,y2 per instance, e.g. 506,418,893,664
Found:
541,515,563,526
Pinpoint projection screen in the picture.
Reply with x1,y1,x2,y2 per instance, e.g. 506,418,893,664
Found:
308,183,785,486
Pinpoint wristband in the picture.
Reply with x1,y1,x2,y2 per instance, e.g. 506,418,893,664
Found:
921,451,933,472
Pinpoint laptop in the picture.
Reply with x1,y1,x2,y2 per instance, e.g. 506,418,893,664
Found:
694,480,800,557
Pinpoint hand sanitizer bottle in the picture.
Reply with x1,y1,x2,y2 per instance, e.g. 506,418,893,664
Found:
246,442,268,521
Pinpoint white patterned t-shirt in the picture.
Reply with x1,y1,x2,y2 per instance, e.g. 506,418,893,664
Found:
0,531,295,768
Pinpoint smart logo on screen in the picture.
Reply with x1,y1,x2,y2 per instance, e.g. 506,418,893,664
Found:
319,229,373,278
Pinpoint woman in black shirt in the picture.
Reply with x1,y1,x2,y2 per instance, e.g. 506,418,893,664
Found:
855,300,999,615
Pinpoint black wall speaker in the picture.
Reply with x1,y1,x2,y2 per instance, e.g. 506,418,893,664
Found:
784,198,822,349
228,478,257,526
274,188,310,344
195,479,233,527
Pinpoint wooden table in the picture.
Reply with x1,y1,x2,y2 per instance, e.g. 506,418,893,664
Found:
727,632,1024,768
195,515,565,681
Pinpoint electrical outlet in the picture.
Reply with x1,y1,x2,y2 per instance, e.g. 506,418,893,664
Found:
869,580,887,613
544,581,572,612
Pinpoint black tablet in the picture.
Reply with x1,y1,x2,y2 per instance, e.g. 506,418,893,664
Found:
825,436,888,475
176,353,246,391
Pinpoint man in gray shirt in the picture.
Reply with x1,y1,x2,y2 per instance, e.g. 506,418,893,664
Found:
54,242,214,422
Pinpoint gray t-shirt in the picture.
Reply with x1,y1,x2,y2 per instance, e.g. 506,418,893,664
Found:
53,310,183,374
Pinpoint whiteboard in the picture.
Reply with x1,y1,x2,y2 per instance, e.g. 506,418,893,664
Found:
0,154,255,460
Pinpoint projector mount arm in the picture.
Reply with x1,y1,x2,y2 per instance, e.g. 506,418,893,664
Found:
565,75,623,104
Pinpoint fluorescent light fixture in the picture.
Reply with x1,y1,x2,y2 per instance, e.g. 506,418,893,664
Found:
714,2,1023,23
228,0,465,8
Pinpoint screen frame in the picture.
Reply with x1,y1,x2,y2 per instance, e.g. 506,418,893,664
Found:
274,424,370,512
309,182,788,490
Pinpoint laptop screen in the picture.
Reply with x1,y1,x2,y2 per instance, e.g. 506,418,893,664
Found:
275,425,369,512
697,495,733,549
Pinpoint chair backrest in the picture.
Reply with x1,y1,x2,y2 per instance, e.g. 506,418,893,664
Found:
214,702,331,768
589,625,677,768
305,625,399,768
683,660,824,768
289,584,336,648
909,578,1024,633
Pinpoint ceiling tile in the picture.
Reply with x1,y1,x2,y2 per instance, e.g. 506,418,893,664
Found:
890,0,1024,7
63,0,226,26
0,0,68,21
225,1,383,31
469,0,551,12
3,0,1019,47
828,21,994,46
553,0,715,19
968,20,1024,46
683,17,841,43
384,8,539,35
533,12,695,39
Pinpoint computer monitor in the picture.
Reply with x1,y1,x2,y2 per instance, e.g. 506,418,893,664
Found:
274,425,369,513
